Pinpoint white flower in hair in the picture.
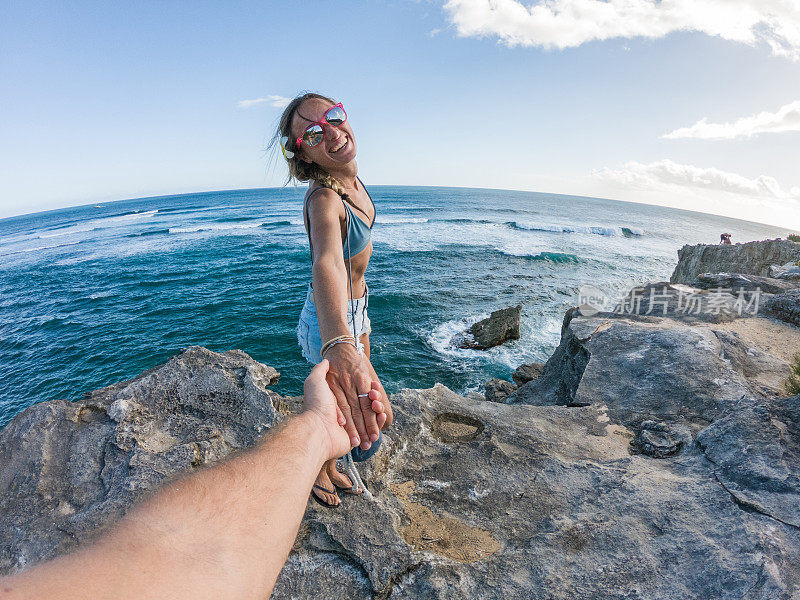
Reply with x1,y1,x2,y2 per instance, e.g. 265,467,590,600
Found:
279,136,295,159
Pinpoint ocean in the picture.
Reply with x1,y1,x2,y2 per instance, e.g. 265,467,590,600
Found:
0,186,792,428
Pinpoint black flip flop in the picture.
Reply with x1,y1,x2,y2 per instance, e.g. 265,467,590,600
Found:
311,484,339,508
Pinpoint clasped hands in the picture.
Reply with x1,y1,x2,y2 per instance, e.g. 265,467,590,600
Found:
302,346,392,459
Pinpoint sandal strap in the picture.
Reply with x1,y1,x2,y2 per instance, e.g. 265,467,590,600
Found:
313,483,336,495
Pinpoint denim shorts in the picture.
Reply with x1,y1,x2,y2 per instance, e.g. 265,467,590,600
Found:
297,282,372,363
297,282,380,461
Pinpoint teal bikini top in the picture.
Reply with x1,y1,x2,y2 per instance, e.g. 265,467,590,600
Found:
303,177,376,263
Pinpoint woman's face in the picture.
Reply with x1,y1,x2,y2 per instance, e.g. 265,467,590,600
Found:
291,98,357,169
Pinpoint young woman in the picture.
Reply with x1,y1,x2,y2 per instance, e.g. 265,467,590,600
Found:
273,92,393,507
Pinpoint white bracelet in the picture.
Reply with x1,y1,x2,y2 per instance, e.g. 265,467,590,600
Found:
321,338,358,358
320,334,356,356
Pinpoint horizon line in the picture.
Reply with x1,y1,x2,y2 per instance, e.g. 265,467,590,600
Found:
1,184,798,235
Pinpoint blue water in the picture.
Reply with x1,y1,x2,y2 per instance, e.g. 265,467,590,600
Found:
0,186,793,428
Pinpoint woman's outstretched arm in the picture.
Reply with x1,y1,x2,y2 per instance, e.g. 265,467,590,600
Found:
0,360,376,600
305,187,383,449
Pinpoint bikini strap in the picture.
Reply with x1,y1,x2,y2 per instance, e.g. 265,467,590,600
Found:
304,180,373,262
356,175,375,206
341,194,370,222
356,176,376,226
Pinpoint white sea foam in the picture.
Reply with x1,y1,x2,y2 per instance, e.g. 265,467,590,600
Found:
428,313,491,359
37,210,159,239
89,291,115,299
512,221,645,237
37,225,98,239
384,205,438,211
0,240,82,258
376,216,429,224
375,234,440,252
517,223,566,233
514,221,623,236
426,311,563,376
21,241,82,253
372,218,507,253
168,220,265,233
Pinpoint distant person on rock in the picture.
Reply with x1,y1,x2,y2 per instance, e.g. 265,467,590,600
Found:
720,233,732,245
272,92,393,507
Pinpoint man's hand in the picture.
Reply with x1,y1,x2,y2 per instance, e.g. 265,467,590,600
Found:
302,359,380,461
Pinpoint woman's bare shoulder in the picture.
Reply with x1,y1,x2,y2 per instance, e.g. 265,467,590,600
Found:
304,186,344,225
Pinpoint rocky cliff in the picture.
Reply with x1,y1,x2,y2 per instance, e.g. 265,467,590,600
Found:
670,238,800,283
2,249,800,598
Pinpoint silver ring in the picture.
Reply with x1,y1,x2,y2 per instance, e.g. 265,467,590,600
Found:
357,393,369,398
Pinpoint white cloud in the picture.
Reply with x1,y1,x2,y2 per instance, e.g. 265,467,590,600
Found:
442,0,800,60
592,159,800,230
236,95,291,109
593,159,800,200
663,100,800,139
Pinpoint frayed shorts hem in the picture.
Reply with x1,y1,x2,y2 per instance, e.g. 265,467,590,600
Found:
297,282,372,364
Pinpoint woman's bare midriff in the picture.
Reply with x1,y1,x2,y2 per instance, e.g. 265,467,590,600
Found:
344,241,372,299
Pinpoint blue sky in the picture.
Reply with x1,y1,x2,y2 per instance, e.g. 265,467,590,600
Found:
2,0,799,229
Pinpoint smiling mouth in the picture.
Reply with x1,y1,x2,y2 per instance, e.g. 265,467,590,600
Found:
330,135,349,154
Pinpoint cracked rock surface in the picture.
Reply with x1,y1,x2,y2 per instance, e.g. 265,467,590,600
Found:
2,300,800,597
0,346,281,573
765,289,800,327
691,272,799,295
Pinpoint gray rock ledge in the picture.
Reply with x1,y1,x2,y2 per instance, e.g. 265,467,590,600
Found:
2,288,800,598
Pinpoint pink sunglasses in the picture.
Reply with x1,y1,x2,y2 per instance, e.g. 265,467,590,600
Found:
295,103,348,148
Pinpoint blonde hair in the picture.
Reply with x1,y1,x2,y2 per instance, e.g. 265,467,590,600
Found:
270,91,350,200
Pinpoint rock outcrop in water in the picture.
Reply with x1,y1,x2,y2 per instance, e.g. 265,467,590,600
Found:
670,238,800,283
454,305,521,350
511,361,544,385
2,242,800,598
482,377,516,402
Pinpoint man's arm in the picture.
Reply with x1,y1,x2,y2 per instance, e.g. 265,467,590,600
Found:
1,359,372,600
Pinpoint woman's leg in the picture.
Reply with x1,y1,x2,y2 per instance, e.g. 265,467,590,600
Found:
312,463,341,506
360,331,371,360
326,458,359,493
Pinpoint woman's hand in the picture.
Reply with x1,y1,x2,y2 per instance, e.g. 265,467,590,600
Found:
323,343,381,451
